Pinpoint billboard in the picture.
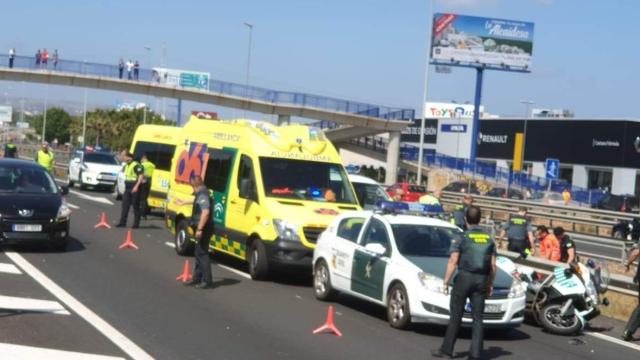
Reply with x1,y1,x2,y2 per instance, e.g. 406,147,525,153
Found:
152,68,210,90
477,119,524,160
400,118,438,143
426,102,484,118
0,106,12,123
431,13,534,70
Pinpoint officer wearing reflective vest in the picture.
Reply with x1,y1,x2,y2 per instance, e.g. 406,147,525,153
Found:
116,151,144,228
140,154,155,218
35,142,54,172
451,194,473,230
499,207,535,257
4,142,17,158
433,205,496,360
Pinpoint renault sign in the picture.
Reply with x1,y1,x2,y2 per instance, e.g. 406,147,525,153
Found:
431,13,534,70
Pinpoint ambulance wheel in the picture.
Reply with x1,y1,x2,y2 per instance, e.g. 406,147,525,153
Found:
248,239,269,281
174,219,194,256
387,283,411,329
314,259,336,301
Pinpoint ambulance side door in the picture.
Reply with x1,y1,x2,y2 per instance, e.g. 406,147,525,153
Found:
226,154,260,254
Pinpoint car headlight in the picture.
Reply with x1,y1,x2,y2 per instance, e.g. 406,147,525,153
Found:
508,281,526,298
585,281,597,300
418,272,446,293
56,202,72,220
273,219,300,242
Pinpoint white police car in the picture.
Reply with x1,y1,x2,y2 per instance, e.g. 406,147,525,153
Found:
312,203,526,329
67,149,121,192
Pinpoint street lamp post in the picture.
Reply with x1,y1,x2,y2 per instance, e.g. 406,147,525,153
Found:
82,89,88,147
416,1,433,185
519,100,534,180
42,85,49,142
243,22,254,119
143,46,152,124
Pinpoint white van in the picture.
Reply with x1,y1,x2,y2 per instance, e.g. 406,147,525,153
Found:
348,174,391,210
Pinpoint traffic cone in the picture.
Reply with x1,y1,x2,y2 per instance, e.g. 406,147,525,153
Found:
176,260,192,282
312,305,342,337
118,230,139,250
94,212,111,229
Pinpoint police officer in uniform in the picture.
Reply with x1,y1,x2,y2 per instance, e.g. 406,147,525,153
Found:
116,151,144,228
4,142,17,158
623,239,640,341
554,227,576,263
140,154,155,219
452,194,473,230
499,207,535,257
432,205,496,360
176,175,213,289
35,142,54,172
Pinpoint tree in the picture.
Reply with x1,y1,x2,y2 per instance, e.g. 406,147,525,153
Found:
30,107,72,143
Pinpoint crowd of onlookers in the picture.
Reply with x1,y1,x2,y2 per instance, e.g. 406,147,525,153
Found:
118,59,140,80
7,48,59,70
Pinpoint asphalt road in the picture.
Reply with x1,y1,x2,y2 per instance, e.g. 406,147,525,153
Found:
1,187,639,359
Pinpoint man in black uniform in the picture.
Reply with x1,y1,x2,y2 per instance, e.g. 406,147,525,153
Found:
452,194,474,230
116,151,144,228
623,239,640,341
433,205,496,360
554,227,576,263
499,207,535,257
176,175,213,289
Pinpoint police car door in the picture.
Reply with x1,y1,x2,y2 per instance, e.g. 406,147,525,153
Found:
350,216,390,301
69,151,82,182
331,216,366,290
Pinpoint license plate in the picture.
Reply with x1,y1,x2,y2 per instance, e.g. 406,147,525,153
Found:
99,175,116,181
465,302,503,313
12,224,42,232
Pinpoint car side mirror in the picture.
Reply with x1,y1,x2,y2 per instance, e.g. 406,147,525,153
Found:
60,185,69,196
364,243,387,256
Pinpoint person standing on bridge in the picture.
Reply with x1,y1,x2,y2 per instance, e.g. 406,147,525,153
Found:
133,60,139,80
623,239,640,341
35,142,54,173
118,59,124,79
432,205,496,360
175,175,214,289
140,153,155,219
52,49,59,70
499,207,535,257
126,60,134,80
8,48,15,68
116,151,144,229
34,49,41,68
41,48,48,69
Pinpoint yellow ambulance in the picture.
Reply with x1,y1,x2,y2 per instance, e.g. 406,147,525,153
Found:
126,124,183,211
165,117,360,279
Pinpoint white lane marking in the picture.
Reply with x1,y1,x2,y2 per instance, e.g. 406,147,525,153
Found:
217,264,251,280
162,242,250,279
0,343,125,360
0,295,70,315
67,202,80,210
69,190,114,206
585,331,640,352
0,262,21,274
5,251,154,360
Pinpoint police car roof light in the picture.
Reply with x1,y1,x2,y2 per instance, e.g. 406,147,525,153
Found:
374,200,444,217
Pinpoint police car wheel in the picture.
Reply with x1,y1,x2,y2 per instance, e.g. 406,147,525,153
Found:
314,260,335,301
248,239,269,281
387,283,411,329
174,219,195,256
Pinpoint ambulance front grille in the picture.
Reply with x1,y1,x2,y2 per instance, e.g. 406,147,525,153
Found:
303,227,326,244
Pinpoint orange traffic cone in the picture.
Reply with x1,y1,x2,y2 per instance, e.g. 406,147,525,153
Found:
118,230,139,250
312,305,342,337
176,260,192,282
94,212,111,229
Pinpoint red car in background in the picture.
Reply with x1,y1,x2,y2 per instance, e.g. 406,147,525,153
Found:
386,182,427,202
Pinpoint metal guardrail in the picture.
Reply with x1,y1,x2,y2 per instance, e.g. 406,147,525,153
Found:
441,191,638,264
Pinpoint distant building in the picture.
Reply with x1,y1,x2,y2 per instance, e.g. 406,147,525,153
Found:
531,108,574,118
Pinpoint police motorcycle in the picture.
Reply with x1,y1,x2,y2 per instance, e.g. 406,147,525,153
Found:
500,258,610,335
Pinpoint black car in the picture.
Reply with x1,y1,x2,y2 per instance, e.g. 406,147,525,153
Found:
593,194,639,213
442,181,479,195
486,187,524,200
0,159,70,250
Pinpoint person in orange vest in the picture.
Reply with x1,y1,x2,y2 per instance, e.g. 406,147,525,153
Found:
537,225,561,261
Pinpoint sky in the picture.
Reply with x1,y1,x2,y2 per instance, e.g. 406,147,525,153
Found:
0,0,639,119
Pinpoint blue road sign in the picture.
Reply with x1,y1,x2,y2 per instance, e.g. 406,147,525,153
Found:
545,158,559,180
